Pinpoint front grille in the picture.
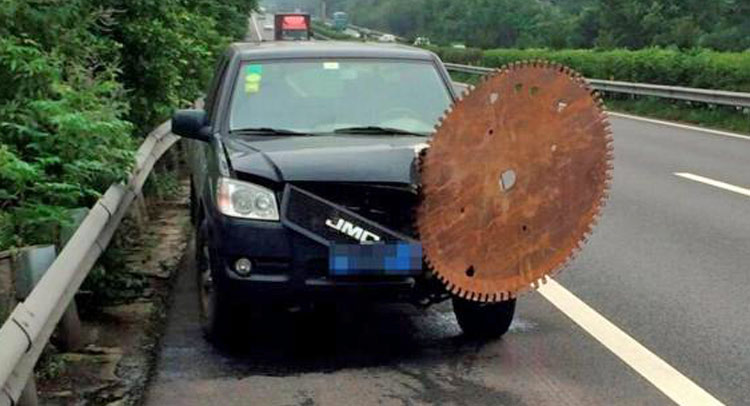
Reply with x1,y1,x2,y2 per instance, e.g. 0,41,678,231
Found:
291,182,418,237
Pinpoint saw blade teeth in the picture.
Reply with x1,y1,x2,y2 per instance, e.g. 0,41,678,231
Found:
419,60,612,304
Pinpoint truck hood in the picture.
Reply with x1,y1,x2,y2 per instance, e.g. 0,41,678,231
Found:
223,135,429,185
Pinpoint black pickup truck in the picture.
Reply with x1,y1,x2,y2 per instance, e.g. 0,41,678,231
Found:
172,42,515,343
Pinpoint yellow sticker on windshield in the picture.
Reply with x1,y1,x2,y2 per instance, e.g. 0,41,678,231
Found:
323,62,340,70
245,82,260,94
246,73,262,83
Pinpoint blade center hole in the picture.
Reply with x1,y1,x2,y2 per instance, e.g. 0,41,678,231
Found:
499,169,517,192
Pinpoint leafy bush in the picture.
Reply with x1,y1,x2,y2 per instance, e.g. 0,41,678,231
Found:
0,0,257,252
0,35,134,248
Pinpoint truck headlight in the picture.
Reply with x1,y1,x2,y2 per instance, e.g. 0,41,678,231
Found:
217,178,280,221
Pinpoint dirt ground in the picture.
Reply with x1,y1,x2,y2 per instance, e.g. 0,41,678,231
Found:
36,181,191,406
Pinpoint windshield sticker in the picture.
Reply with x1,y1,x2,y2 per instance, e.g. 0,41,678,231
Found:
245,81,260,94
244,65,263,94
246,73,262,84
323,62,340,70
246,64,263,75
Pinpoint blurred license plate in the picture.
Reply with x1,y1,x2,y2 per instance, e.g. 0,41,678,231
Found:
329,243,422,276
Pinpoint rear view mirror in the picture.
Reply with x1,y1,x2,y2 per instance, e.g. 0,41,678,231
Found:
172,109,210,142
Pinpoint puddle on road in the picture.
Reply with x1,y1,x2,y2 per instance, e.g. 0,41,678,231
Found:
508,317,538,333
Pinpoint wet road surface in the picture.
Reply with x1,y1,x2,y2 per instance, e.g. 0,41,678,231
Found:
144,244,668,406
144,116,749,405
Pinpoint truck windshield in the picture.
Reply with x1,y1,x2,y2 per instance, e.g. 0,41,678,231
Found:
229,59,453,135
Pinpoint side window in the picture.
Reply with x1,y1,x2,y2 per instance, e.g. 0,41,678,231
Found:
204,55,230,119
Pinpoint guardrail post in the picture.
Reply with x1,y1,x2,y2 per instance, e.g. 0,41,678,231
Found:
169,145,181,173
11,246,57,406
56,302,82,352
0,251,12,322
15,245,83,353
133,194,150,229
17,376,38,406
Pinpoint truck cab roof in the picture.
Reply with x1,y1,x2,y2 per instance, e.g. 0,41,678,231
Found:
227,41,440,62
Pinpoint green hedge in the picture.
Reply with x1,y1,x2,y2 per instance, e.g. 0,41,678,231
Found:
424,45,484,66
432,47,750,92
311,21,358,41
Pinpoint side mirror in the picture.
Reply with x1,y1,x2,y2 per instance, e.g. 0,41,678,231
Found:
172,109,210,142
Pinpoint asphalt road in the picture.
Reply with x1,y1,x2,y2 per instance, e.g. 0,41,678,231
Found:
246,13,276,42
145,20,749,405
143,113,749,406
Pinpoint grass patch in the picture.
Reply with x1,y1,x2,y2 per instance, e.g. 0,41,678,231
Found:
606,97,750,134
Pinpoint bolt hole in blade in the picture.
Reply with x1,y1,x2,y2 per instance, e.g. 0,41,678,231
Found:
522,224,528,232
499,169,517,192
488,128,495,136
466,266,476,277
489,92,499,104
514,83,523,93
530,86,540,96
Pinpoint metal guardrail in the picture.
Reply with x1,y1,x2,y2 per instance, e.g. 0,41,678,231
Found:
444,63,750,108
348,24,406,42
0,111,185,405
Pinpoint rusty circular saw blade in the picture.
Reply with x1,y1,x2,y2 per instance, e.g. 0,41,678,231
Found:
417,61,613,303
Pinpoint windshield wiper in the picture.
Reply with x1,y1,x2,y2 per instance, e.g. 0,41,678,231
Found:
333,126,428,137
231,127,312,136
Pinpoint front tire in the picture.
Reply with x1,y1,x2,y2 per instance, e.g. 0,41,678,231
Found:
452,297,516,339
195,222,234,344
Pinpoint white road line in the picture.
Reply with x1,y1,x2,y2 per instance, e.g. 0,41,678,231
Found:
538,279,725,406
674,172,750,197
250,14,262,42
609,112,750,141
